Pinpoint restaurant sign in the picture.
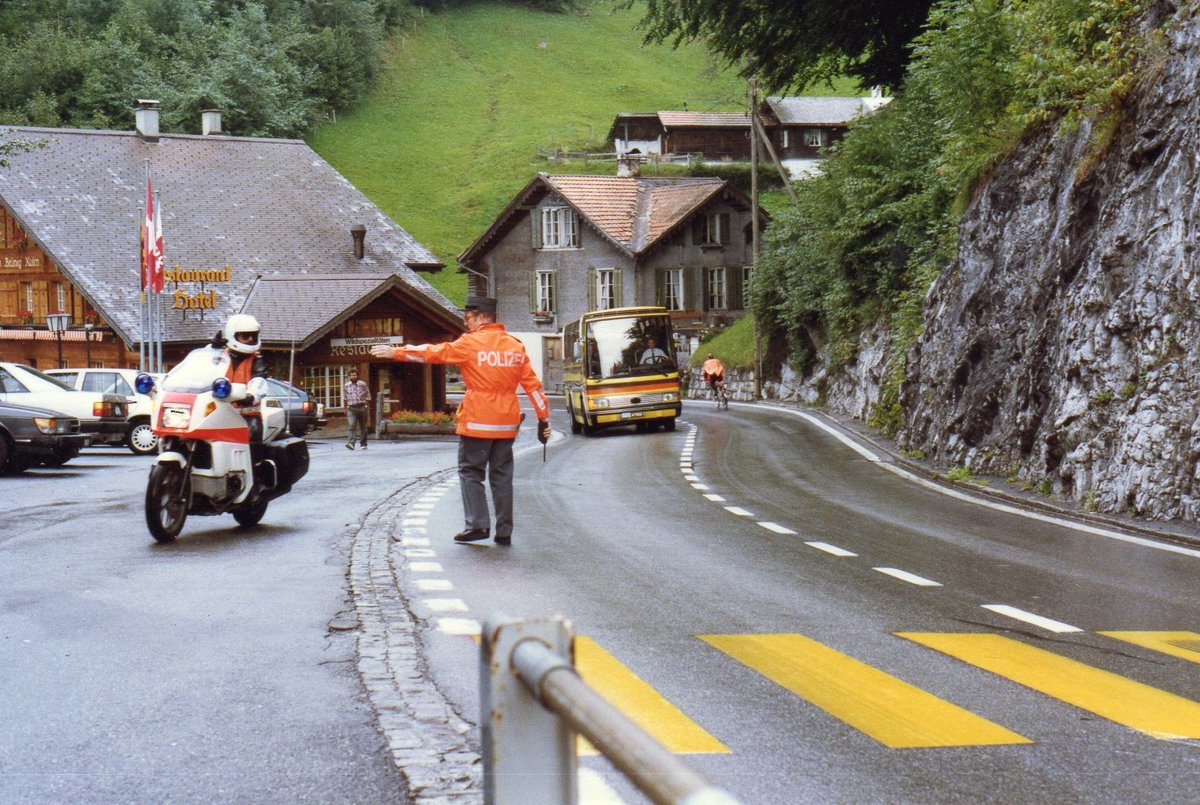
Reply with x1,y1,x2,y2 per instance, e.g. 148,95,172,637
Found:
330,335,405,357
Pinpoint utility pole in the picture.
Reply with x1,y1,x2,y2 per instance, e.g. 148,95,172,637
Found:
749,77,763,400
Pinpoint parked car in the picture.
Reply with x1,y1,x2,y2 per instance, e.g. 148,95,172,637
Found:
260,378,321,437
0,363,127,448
0,399,90,473
47,367,164,455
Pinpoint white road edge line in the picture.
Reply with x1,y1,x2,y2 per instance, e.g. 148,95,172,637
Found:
981,604,1082,633
873,567,942,587
777,407,1200,560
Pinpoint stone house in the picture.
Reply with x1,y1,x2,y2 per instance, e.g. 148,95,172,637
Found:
457,164,768,389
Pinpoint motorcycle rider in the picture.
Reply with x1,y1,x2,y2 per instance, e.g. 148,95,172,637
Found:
213,313,269,441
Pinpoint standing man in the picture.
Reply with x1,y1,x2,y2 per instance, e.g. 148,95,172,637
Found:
370,297,549,546
343,368,371,450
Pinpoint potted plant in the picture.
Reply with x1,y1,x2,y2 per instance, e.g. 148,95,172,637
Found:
16,308,33,326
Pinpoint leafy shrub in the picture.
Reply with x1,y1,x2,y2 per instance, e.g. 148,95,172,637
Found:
389,409,455,425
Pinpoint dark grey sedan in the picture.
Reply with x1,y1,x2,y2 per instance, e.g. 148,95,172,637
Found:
0,400,90,473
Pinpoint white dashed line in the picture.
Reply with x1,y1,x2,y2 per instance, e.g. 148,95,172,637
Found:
415,579,454,591
724,506,753,517
410,562,444,573
401,518,429,527
874,567,942,587
401,537,430,547
437,618,481,636
404,548,437,558
703,493,726,502
691,483,710,490
805,541,858,557
757,521,797,535
981,604,1082,633
422,598,469,613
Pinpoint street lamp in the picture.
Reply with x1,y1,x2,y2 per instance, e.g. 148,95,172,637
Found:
46,312,70,369
84,321,94,367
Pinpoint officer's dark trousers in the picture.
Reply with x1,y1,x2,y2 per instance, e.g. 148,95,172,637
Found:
458,435,514,538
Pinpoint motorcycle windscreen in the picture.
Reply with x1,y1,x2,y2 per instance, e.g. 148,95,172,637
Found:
162,347,232,393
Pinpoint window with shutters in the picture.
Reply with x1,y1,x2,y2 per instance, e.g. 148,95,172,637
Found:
541,206,579,249
533,270,556,316
707,267,727,310
698,212,731,247
780,129,790,149
804,128,828,148
739,266,754,309
54,281,66,314
595,268,617,310
660,268,684,311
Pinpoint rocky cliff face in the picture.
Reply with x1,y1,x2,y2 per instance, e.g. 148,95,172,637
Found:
898,2,1200,520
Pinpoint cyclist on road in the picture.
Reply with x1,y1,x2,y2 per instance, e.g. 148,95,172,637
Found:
702,353,726,402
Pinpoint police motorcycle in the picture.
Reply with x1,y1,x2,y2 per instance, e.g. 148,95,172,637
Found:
136,346,309,543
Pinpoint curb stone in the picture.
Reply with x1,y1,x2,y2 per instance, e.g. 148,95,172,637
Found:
348,469,483,803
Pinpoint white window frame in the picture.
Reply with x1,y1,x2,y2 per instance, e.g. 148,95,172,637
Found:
781,129,790,148
707,267,727,311
595,268,617,311
302,364,350,410
542,206,578,249
535,270,556,314
703,213,726,246
663,268,684,311
55,282,66,314
741,266,754,309
23,282,33,313
805,127,827,148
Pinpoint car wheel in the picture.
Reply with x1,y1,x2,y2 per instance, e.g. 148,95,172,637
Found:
0,434,10,474
126,418,159,455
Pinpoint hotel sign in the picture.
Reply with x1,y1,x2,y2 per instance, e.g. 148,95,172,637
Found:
329,335,405,357
169,266,231,310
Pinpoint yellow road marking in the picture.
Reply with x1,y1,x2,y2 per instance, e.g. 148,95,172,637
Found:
1099,631,1200,664
701,633,1029,748
899,632,1200,740
574,636,728,755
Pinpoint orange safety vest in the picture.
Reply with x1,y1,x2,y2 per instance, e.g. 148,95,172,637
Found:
702,358,725,379
391,323,549,439
226,352,256,384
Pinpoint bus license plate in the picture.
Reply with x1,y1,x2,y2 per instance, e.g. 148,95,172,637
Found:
620,411,644,420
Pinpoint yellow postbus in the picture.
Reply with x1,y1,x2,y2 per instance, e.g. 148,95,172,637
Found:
562,306,682,435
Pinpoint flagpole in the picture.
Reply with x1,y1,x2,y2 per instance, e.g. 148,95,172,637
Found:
153,189,163,374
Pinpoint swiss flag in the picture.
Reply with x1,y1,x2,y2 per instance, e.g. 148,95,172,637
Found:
141,176,164,292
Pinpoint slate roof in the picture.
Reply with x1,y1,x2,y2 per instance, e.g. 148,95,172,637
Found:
0,125,459,347
459,173,737,265
764,96,892,126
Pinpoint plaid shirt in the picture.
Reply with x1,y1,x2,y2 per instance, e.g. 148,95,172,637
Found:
343,379,370,407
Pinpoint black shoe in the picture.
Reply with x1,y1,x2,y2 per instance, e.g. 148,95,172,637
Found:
494,536,511,546
453,528,490,543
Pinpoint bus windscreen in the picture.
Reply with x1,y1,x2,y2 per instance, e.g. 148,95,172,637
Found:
585,316,676,379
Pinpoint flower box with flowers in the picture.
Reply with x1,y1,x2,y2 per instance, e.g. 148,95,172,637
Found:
16,309,33,326
380,409,457,435
532,310,554,324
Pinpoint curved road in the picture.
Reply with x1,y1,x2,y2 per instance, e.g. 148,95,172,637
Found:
406,400,1200,803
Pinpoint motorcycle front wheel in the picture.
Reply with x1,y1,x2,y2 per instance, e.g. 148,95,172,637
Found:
146,463,189,543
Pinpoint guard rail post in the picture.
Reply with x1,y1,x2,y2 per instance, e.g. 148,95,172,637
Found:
481,614,742,805
481,615,577,805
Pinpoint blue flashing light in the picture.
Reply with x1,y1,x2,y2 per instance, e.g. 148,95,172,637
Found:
134,373,156,395
212,377,233,399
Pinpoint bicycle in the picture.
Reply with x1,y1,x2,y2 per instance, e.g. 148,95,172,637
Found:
709,378,729,409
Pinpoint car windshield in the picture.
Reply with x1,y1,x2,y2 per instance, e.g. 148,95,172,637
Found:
13,365,74,391
161,347,232,393
584,315,676,379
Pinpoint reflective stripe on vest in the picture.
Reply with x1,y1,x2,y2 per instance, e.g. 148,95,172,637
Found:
466,421,519,434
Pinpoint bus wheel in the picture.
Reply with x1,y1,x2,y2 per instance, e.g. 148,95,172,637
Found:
582,416,598,437
664,417,677,432
568,400,582,434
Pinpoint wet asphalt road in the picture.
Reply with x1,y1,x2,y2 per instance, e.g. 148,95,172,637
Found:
0,437,457,805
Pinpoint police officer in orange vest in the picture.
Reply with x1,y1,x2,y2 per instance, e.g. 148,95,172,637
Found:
371,297,550,546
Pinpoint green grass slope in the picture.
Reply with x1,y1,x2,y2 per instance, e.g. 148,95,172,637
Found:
309,1,854,304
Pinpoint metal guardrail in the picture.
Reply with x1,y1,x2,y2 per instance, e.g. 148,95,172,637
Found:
481,614,741,805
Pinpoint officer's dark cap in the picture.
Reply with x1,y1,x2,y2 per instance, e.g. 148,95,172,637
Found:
464,296,498,314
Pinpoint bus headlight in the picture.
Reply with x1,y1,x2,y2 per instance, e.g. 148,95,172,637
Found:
590,398,609,410
662,392,678,402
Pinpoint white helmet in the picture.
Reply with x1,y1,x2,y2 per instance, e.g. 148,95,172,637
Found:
224,313,261,355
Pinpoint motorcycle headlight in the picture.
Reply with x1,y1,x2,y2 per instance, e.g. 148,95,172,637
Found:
212,377,232,399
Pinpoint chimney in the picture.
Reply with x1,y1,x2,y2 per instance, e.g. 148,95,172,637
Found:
617,156,641,178
201,109,223,136
134,99,160,142
350,224,367,259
